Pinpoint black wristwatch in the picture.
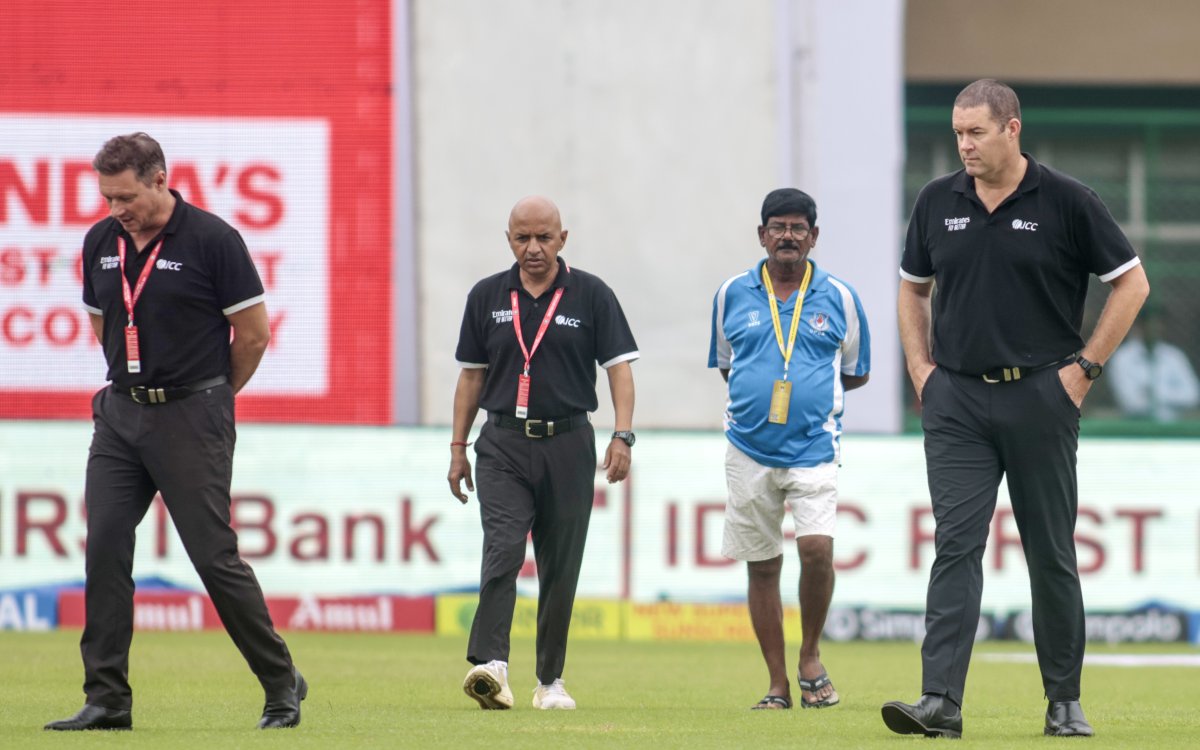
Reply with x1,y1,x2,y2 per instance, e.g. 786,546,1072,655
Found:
1075,355,1103,380
611,431,636,447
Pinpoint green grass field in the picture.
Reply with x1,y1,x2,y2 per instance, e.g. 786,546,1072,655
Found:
2,632,1198,748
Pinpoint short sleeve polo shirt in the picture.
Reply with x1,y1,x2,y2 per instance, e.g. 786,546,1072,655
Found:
900,153,1141,375
708,258,871,468
82,190,265,389
455,258,639,417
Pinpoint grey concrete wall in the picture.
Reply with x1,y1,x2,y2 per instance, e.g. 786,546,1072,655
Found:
412,0,904,432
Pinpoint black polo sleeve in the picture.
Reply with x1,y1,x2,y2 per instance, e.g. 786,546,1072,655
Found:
454,282,489,367
208,228,265,314
81,229,102,313
591,281,638,368
900,186,935,281
1071,186,1140,279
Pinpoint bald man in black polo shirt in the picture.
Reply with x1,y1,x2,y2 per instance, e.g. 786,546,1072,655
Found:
448,196,638,711
882,80,1149,739
45,133,305,732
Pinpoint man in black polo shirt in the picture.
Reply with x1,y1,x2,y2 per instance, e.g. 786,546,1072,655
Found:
448,195,638,711
45,133,305,732
881,81,1149,739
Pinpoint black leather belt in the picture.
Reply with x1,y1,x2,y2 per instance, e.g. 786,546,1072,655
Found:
119,375,228,405
977,356,1075,384
492,412,586,438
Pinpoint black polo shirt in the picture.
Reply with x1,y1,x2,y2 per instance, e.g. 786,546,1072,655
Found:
455,258,639,417
900,153,1140,375
82,189,265,389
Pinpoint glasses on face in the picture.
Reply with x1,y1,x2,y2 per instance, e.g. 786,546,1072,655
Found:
764,223,811,240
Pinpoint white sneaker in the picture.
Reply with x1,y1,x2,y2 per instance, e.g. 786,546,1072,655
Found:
463,660,513,710
532,679,576,710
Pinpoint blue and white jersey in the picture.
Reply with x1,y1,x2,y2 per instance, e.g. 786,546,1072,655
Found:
708,258,870,468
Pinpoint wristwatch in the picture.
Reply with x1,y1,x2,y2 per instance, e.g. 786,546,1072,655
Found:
611,431,636,447
1075,355,1103,380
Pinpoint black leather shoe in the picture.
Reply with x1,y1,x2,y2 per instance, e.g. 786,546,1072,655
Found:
1045,700,1094,737
258,670,308,729
44,704,132,731
881,694,963,739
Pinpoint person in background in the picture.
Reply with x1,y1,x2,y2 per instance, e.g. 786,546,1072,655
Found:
1107,306,1199,422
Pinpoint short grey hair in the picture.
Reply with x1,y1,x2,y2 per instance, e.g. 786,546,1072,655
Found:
954,79,1021,128
93,132,167,184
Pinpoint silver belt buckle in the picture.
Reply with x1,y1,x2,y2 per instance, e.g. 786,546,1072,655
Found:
524,419,543,438
981,373,1000,384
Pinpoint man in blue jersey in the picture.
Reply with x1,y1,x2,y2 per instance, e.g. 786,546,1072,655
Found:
709,188,870,711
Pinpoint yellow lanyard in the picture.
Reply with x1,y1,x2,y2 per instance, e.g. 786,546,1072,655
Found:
761,261,813,380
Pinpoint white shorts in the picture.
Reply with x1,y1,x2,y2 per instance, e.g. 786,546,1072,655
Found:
721,442,838,562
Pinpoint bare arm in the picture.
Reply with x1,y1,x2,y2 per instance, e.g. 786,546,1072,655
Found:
898,279,936,401
719,368,729,382
1060,264,1151,406
448,367,486,503
227,302,270,394
841,373,870,391
602,360,635,484
89,313,103,344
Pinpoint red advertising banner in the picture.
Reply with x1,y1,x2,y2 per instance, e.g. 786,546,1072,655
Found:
0,1,393,423
57,590,435,633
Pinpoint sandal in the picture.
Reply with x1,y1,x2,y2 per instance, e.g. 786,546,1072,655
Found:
751,694,792,710
798,672,840,709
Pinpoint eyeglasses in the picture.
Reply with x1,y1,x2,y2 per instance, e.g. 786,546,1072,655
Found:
764,223,811,240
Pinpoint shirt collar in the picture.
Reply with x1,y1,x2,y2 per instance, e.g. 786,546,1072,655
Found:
750,257,824,291
952,151,1042,197
114,188,186,243
505,256,572,294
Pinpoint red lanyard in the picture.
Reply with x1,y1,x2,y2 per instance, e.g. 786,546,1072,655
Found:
117,236,165,327
510,287,564,375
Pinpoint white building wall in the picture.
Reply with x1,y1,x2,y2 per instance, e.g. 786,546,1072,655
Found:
412,0,903,432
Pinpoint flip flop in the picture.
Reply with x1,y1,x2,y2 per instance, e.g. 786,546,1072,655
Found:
798,672,840,709
751,694,792,710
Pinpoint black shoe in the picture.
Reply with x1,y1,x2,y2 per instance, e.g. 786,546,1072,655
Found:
881,694,963,739
1045,700,1094,737
257,670,308,729
44,704,132,731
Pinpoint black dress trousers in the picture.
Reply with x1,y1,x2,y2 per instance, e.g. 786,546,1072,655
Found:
919,364,1084,706
467,419,596,685
80,384,295,710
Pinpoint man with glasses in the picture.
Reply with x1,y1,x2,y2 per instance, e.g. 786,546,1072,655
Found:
708,188,871,710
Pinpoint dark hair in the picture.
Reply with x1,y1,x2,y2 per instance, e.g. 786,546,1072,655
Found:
760,188,817,226
954,79,1021,128
92,132,167,184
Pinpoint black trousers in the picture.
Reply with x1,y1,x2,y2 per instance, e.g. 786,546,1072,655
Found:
81,384,294,710
467,419,596,685
920,365,1084,706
